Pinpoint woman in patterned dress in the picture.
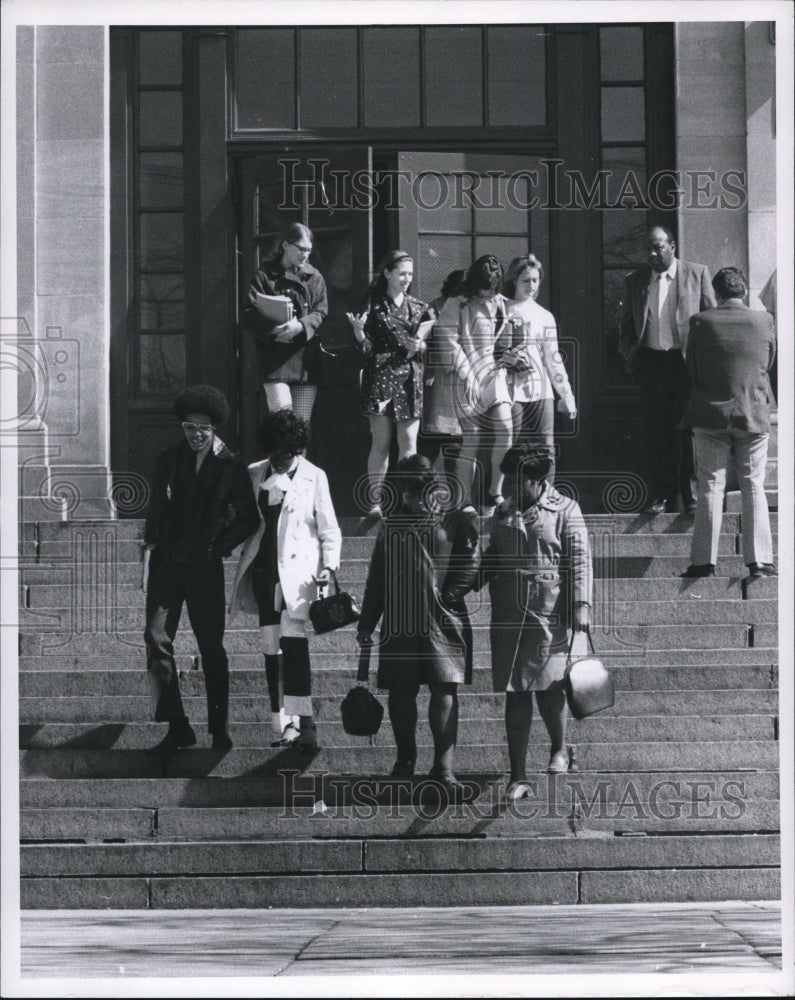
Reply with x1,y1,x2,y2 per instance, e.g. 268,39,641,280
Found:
347,251,430,528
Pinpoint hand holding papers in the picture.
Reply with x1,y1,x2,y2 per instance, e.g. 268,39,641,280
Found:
254,291,294,325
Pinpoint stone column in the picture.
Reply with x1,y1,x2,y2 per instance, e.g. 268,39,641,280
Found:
16,25,114,519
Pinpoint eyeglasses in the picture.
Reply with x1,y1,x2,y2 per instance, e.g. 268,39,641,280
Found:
182,422,214,434
289,242,313,254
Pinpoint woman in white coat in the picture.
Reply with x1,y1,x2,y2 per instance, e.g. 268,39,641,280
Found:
230,409,341,751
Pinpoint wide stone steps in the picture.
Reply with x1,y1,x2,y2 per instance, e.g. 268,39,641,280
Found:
16,511,781,909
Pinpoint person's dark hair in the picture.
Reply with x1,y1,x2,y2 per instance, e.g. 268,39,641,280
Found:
503,254,545,299
499,443,553,482
264,222,314,262
441,269,468,300
464,255,503,297
366,249,413,302
712,266,747,299
174,385,230,425
395,453,437,495
646,225,675,245
258,408,310,456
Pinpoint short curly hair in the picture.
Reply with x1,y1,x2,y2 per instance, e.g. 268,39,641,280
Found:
258,408,310,456
500,443,553,481
174,385,230,425
395,453,437,495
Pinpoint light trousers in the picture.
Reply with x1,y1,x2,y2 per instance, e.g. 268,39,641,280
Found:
691,426,773,566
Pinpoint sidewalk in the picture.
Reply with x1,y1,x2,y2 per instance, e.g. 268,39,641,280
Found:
7,900,790,997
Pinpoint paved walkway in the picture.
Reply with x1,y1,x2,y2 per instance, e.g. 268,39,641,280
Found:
6,900,790,996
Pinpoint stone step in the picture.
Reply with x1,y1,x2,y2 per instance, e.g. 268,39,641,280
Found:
17,661,778,698
20,831,780,879
18,712,777,749
19,864,781,909
19,645,778,671
18,737,780,778
18,621,766,657
20,793,781,843
21,572,770,604
23,511,763,542
18,686,778,725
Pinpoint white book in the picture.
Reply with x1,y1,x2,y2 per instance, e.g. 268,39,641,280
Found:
254,292,294,324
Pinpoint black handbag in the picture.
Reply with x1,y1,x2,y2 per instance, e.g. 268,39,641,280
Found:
308,570,361,635
564,630,615,720
341,644,384,736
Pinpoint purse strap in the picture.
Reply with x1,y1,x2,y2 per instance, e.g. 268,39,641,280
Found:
318,569,341,596
567,628,595,663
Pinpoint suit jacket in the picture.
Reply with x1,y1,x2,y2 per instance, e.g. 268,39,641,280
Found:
229,455,341,621
618,259,716,372
679,300,776,433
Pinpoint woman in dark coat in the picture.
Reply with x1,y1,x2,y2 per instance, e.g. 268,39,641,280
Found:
241,222,328,423
356,455,480,791
347,250,430,527
481,444,592,799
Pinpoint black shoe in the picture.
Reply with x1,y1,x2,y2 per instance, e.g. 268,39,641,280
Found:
298,723,319,754
680,563,715,578
390,758,416,778
146,721,197,755
643,498,668,515
211,731,233,749
747,562,777,578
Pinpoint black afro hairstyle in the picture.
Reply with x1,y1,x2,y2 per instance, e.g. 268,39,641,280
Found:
395,453,437,494
174,385,230,425
258,408,310,456
499,443,553,481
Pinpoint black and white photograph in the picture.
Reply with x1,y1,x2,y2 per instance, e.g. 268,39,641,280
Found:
1,0,793,996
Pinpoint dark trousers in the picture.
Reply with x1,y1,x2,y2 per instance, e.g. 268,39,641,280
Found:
513,397,556,483
144,556,229,733
636,347,694,506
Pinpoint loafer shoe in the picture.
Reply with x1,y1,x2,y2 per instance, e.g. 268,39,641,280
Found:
680,563,715,578
211,731,233,749
298,723,319,754
506,781,534,801
147,721,196,755
270,721,300,747
747,562,777,578
643,498,668,515
547,751,569,774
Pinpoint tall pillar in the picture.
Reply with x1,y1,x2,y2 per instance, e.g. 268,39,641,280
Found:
15,25,114,519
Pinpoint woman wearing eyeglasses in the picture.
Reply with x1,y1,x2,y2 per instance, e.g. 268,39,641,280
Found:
242,222,329,424
502,255,577,484
142,385,260,754
347,250,430,530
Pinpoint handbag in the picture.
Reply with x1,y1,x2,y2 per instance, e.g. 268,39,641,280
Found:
308,570,361,635
341,645,384,736
564,630,614,720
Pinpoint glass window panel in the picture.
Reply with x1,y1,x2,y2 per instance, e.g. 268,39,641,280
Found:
139,333,185,396
601,87,646,142
602,211,648,267
603,270,634,386
236,29,295,129
139,152,184,209
139,212,184,270
300,28,358,128
424,27,482,127
488,25,546,126
139,30,183,86
138,91,182,146
602,146,646,202
363,28,420,127
416,234,471,304
600,27,644,81
475,174,531,234
139,274,185,330
416,173,471,231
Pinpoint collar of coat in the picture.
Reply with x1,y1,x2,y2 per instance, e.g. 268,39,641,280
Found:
262,258,319,281
494,483,568,527
249,454,315,495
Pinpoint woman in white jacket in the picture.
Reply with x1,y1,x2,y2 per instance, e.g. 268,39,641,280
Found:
503,255,577,484
230,409,341,751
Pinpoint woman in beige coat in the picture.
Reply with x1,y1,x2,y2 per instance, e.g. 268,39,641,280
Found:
230,409,341,751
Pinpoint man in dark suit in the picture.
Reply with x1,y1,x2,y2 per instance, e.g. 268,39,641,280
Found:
679,267,776,579
619,227,716,514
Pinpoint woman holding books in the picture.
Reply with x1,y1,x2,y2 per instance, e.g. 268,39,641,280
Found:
241,222,328,423
347,250,431,531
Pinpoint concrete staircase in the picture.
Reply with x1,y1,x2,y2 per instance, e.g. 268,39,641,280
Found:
18,509,780,909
